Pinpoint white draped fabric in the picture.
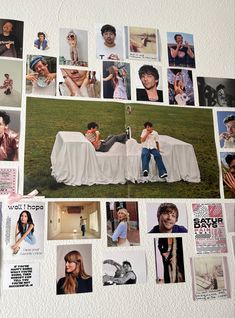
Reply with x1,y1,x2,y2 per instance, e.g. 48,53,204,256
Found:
51,131,200,186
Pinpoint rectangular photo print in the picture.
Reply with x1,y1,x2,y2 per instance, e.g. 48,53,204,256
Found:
146,202,188,234
103,249,146,286
154,237,185,284
192,203,227,254
48,201,101,240
26,55,57,96
197,77,235,107
59,28,88,67
56,244,92,295
191,256,231,301
220,152,235,198
167,32,195,68
103,61,131,100
4,201,45,260
0,59,22,107
217,111,235,149
96,24,124,60
125,26,158,61
224,202,235,233
168,68,194,105
0,19,23,59
106,201,140,247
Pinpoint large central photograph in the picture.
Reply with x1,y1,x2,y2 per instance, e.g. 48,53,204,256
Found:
24,97,219,198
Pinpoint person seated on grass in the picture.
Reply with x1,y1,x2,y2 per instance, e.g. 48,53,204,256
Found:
149,203,187,233
140,121,167,179
85,122,128,152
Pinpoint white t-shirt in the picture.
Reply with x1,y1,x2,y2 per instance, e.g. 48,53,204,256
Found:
96,43,123,60
32,79,56,96
223,137,235,148
140,129,159,149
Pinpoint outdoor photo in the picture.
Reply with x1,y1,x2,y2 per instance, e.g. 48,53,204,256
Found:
24,98,220,198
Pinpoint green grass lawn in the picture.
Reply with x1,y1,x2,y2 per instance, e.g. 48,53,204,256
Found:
24,98,220,198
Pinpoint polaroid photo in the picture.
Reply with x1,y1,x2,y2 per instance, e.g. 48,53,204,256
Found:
26,55,57,96
48,201,101,240
106,201,140,247
59,28,88,67
167,32,196,68
96,23,123,60
56,244,92,295
168,68,194,106
146,202,188,234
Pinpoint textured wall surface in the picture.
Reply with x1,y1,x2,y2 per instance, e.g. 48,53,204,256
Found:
0,0,234,317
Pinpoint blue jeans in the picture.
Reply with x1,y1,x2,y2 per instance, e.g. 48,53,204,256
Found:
141,148,167,177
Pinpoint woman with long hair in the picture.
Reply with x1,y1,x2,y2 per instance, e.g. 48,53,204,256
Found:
11,210,36,254
112,208,130,246
103,65,128,100
57,250,92,294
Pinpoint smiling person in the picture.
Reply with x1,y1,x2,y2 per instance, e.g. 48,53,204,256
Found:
112,208,130,246
149,203,188,233
11,210,36,254
137,65,163,102
220,114,235,148
0,20,20,58
57,250,92,295
26,56,56,95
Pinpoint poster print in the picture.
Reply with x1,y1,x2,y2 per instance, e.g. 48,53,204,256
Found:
192,203,227,254
191,256,231,301
0,165,17,194
4,201,45,260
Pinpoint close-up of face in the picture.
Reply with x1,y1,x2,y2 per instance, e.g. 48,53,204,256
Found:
63,69,87,87
0,116,7,135
140,73,158,90
229,159,235,177
2,22,13,35
226,120,235,137
103,31,115,46
175,35,183,45
20,212,28,224
117,210,126,221
146,125,153,133
34,61,49,76
65,260,77,273
158,208,177,232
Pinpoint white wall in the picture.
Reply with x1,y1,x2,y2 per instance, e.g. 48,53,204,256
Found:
0,1,234,317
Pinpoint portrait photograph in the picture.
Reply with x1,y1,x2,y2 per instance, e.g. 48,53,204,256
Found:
106,201,140,247
197,77,235,107
58,68,101,98
48,201,101,240
167,32,195,68
33,31,49,51
96,23,124,60
125,26,158,61
168,68,194,106
56,244,92,295
0,19,23,59
103,249,146,286
146,202,188,233
154,237,185,284
217,111,235,149
26,55,57,96
59,28,88,67
103,60,131,100
0,59,22,107
220,152,235,198
135,63,163,103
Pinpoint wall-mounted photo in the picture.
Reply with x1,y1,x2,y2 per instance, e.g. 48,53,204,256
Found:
197,77,235,107
48,201,101,240
34,31,49,50
59,28,88,67
0,19,23,59
106,201,140,247
0,59,22,107
59,68,100,98
217,111,235,149
0,109,20,161
125,26,158,61
96,24,123,60
103,249,146,286
167,32,195,68
154,237,185,284
103,61,131,100
146,202,188,233
220,152,235,198
26,55,56,96
57,244,92,295
168,68,194,105
224,202,235,233
135,64,163,103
